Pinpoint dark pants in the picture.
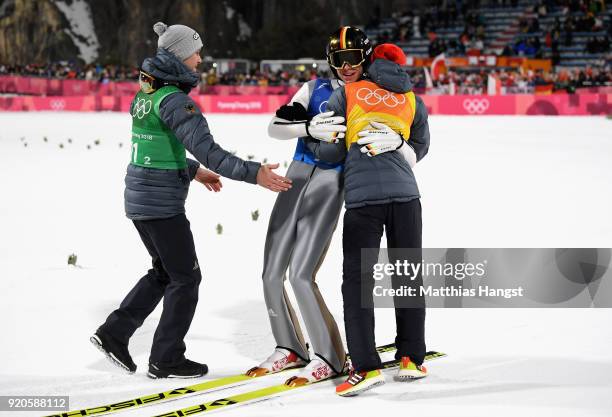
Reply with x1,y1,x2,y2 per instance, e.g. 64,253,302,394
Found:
100,214,202,365
342,200,426,372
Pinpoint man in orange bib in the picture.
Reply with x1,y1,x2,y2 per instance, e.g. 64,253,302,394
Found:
312,41,431,396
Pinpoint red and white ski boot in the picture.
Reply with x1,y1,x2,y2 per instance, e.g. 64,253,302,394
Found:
285,357,336,387
245,348,306,377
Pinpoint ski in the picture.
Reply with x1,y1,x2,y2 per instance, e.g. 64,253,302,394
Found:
45,343,397,417
152,350,447,417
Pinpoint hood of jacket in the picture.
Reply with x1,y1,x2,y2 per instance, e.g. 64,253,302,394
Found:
141,48,199,90
367,59,412,94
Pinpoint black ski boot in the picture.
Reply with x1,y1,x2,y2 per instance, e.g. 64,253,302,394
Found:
148,358,208,379
90,327,137,374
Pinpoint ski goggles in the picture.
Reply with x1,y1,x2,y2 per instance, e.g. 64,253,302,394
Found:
139,70,157,94
328,49,366,70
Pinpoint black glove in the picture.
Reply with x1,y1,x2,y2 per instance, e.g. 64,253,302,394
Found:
275,102,309,122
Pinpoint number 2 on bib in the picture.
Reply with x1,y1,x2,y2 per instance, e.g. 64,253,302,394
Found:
132,143,152,165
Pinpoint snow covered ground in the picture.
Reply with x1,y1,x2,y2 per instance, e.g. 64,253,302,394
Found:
0,113,611,417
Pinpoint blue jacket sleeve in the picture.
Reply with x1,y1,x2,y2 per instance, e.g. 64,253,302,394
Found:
159,93,261,184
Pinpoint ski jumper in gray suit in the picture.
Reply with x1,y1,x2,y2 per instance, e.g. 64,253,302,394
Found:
263,78,347,373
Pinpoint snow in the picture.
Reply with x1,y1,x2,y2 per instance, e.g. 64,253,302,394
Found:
237,15,252,40
53,0,100,64
223,3,251,40
0,113,611,416
225,4,235,20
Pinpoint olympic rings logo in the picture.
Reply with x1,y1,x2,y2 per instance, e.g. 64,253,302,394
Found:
356,88,406,108
462,98,490,114
132,98,152,119
50,99,65,111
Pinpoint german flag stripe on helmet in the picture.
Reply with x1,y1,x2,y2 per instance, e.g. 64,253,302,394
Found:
340,26,348,49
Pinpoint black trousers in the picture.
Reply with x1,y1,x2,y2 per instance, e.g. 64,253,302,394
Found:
101,214,202,365
342,199,426,372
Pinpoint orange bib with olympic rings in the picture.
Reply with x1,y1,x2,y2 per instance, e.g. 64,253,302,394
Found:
345,80,416,149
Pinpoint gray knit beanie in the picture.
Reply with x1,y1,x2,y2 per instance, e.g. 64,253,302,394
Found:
153,22,203,61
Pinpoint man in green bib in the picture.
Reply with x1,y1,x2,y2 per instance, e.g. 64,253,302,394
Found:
91,22,292,379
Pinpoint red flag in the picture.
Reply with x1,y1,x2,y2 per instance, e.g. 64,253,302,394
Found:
430,53,447,81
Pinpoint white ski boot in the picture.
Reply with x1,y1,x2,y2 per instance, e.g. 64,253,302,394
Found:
246,348,306,377
285,357,337,387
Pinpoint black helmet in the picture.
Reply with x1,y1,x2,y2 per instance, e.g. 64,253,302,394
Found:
326,26,372,77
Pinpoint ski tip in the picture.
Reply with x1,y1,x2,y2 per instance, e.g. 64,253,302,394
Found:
245,366,269,378
424,351,447,360
285,376,309,387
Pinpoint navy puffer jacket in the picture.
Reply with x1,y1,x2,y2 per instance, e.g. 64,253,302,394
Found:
324,59,430,209
125,48,261,220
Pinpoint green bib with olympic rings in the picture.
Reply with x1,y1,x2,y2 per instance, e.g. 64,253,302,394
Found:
130,86,187,170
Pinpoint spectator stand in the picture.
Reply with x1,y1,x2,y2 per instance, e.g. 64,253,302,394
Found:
364,0,610,69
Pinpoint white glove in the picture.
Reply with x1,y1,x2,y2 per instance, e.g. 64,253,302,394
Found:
357,121,403,157
306,111,346,143
397,140,417,168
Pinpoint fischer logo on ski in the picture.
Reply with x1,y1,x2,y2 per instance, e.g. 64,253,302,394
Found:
152,350,447,417
47,343,400,417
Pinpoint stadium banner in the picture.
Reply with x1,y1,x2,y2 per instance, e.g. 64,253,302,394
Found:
435,95,518,115
0,94,609,115
515,94,612,115
206,95,290,113
0,95,292,113
0,76,141,97
420,94,611,116
201,85,300,96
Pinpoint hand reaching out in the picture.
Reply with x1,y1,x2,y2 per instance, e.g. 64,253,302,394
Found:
195,167,223,192
257,163,292,192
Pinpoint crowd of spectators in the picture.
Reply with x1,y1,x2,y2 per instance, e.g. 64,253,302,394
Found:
408,66,611,94
1,59,609,94
502,37,544,57
586,35,611,51
381,1,489,57
1,0,610,94
503,0,610,59
371,0,610,62
207,69,324,87
553,65,611,89
0,61,329,87
0,62,139,82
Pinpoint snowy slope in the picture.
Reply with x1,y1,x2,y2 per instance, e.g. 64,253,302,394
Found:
53,0,99,64
0,114,611,417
